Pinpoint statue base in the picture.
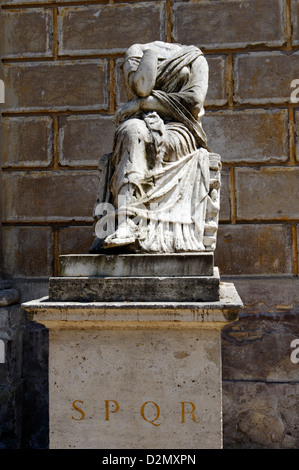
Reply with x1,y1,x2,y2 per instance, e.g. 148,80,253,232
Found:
22,253,243,449
49,253,220,303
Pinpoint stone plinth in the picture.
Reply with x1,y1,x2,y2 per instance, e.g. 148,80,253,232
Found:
22,254,242,449
59,253,215,277
49,253,220,303
49,270,220,303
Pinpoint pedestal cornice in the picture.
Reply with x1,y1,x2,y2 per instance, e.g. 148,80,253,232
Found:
22,282,242,330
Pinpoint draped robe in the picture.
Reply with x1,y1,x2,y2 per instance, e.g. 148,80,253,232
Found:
98,44,211,253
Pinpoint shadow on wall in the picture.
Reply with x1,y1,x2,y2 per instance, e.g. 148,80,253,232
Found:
21,321,49,449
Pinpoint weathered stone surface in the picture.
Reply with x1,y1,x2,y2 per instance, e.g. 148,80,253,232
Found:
2,0,125,2
58,226,94,256
2,171,99,222
234,51,299,104
0,281,11,291
48,328,223,449
2,116,53,168
0,289,20,307
204,55,228,106
229,277,299,314
0,305,24,383
2,8,53,58
235,168,299,221
8,280,49,305
215,224,293,275
294,110,299,162
0,303,24,330
0,302,48,449
292,0,299,45
0,305,24,449
2,226,53,278
21,320,49,449
2,60,108,112
58,253,215,277
23,282,242,327
58,4,165,55
58,115,115,167
48,268,220,303
223,382,299,448
172,0,286,49
203,109,288,164
1,0,58,3
218,168,231,222
222,318,299,382
115,58,128,108
0,384,22,449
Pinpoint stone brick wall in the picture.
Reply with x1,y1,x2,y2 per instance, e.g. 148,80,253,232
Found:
0,0,299,448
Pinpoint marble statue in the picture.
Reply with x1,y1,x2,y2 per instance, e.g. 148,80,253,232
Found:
90,41,221,254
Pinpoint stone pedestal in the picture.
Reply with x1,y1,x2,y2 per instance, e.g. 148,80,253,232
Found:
22,253,242,449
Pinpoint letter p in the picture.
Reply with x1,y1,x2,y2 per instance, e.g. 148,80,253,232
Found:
105,400,120,421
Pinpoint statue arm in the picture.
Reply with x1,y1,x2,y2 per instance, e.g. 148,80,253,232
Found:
114,95,170,127
129,49,158,97
115,51,209,126
124,41,183,98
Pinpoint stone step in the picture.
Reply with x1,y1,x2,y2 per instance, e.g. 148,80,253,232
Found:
49,268,220,303
58,252,214,278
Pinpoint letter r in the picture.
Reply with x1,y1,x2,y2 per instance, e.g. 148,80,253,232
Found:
181,401,197,423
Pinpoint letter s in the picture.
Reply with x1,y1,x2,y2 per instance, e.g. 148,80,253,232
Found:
72,400,86,420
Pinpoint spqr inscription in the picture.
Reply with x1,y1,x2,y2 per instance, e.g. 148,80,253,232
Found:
72,399,198,426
